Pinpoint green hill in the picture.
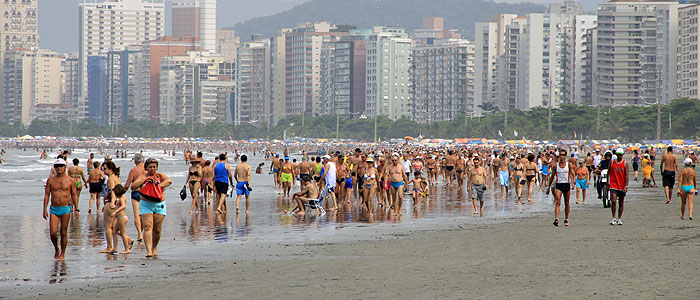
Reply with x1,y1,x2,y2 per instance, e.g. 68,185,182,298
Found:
226,0,545,40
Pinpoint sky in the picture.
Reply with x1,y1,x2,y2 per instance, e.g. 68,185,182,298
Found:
38,0,307,54
38,0,604,54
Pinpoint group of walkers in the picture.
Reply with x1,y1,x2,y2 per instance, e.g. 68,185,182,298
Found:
40,144,697,261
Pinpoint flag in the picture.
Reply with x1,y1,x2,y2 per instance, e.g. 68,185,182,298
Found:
498,130,503,137
514,130,518,137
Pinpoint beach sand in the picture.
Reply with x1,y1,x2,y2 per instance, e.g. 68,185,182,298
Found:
5,197,700,299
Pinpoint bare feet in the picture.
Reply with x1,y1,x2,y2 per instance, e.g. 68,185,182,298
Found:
236,208,240,214
54,249,60,259
245,210,249,214
58,254,65,261
99,248,113,253
667,200,672,204
217,208,223,214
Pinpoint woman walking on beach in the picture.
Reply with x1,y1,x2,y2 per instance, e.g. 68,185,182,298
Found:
362,156,378,215
101,161,132,253
184,159,203,214
547,149,575,226
132,158,172,257
678,158,695,220
575,160,589,205
524,153,537,203
87,161,104,214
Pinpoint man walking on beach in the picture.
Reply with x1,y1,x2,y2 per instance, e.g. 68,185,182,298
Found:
124,153,147,242
215,154,233,214
43,158,78,260
469,157,488,216
661,146,679,204
386,153,409,215
234,155,252,214
608,148,629,225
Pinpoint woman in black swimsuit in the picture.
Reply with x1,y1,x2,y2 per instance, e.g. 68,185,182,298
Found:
525,153,538,203
184,160,203,214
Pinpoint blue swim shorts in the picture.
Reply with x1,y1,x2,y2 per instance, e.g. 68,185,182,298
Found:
499,171,510,187
236,181,250,196
50,205,72,217
139,200,166,216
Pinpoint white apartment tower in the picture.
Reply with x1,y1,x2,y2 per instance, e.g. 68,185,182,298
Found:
678,4,700,99
79,0,165,119
365,26,412,120
171,0,217,52
474,14,516,115
595,1,680,106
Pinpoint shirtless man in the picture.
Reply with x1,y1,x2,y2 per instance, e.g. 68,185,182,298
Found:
444,151,456,185
234,155,252,214
455,153,467,188
298,157,313,184
336,154,351,205
349,149,363,201
386,153,409,215
469,157,488,216
287,176,319,215
124,153,147,242
425,155,437,186
271,154,282,190
43,159,79,260
87,161,104,214
660,146,679,204
497,154,511,200
68,158,87,210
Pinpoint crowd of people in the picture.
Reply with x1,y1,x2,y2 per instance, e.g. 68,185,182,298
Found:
38,143,697,260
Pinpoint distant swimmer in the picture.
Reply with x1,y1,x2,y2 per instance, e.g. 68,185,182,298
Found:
234,155,252,214
43,158,78,260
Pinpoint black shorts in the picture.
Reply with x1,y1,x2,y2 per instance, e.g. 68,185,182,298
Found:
300,174,311,182
445,166,455,171
131,191,141,201
215,181,229,195
632,162,639,172
555,183,571,193
89,182,102,194
662,171,675,188
610,188,626,198
586,166,593,173
314,176,321,182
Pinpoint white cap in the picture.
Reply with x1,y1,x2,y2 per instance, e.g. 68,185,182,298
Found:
54,158,66,166
392,152,399,158
616,148,624,154
322,155,331,160
684,158,693,165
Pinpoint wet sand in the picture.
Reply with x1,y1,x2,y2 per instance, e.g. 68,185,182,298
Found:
5,195,699,299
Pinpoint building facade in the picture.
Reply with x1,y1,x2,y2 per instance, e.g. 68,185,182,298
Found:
236,38,272,125
171,0,216,52
365,26,412,120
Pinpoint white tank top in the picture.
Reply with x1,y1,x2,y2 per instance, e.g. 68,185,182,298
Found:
556,162,570,184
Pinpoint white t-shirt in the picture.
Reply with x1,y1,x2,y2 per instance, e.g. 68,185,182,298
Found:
402,159,412,173
324,162,336,188
593,154,602,168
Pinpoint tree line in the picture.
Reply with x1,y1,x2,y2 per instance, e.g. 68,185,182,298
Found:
1,99,698,142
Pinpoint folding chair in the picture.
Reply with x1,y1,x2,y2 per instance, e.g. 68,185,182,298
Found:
304,186,328,216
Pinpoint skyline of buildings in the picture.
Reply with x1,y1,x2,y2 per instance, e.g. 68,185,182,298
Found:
5,0,700,128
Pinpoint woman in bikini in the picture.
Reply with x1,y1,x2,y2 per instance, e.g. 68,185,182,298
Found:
524,153,538,203
184,160,203,214
69,158,87,210
513,156,525,202
677,158,696,220
362,156,378,215
201,160,214,206
575,160,590,205
101,161,133,254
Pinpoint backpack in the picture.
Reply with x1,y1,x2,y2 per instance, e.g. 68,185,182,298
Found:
141,175,164,202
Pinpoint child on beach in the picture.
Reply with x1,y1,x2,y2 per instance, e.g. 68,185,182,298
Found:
411,171,429,209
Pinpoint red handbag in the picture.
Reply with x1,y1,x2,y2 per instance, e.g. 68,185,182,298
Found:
140,175,164,202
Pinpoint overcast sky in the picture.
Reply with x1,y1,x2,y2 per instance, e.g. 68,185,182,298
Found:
38,0,604,54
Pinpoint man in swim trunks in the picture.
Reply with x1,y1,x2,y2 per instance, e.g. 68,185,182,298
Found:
660,146,679,204
608,148,629,225
425,155,437,185
386,153,408,215
497,154,511,200
280,157,294,199
469,157,488,216
234,154,252,214
288,175,319,215
124,153,147,242
298,156,313,186
43,158,78,260
214,154,233,214
271,154,282,189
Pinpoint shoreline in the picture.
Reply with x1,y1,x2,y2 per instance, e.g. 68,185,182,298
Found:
5,197,699,299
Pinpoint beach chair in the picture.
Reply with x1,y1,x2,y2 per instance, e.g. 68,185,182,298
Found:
304,186,328,216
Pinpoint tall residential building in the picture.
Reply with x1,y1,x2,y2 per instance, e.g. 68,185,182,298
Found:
216,29,239,61
61,56,80,113
569,15,597,104
171,0,216,52
365,26,412,120
413,17,461,47
236,37,271,125
283,22,347,117
319,33,368,117
272,28,291,124
0,0,39,122
580,27,596,104
473,14,516,115
159,51,233,124
2,49,63,126
594,1,680,106
79,0,165,120
412,38,475,123
678,4,700,98
105,45,141,124
87,55,107,124
139,36,200,121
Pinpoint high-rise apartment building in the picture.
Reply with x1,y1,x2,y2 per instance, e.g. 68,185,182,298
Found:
594,1,680,106
412,38,475,123
569,15,597,104
474,14,516,115
319,33,367,117
272,28,290,124
171,0,216,52
79,0,165,120
283,22,347,117
0,0,39,122
365,26,412,120
678,4,700,98
105,45,141,124
61,56,80,113
2,49,63,126
216,30,239,61
236,37,271,125
139,36,200,121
